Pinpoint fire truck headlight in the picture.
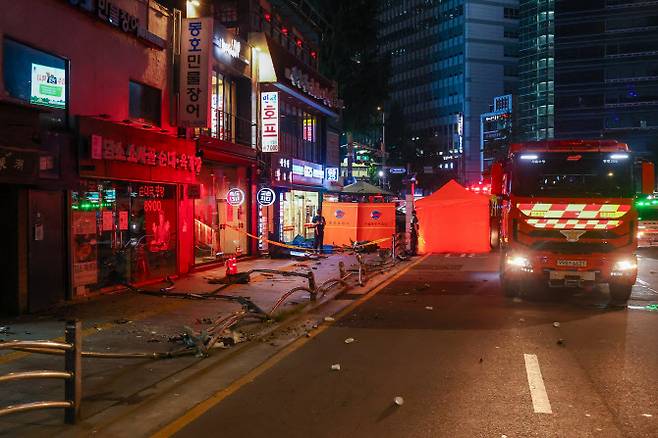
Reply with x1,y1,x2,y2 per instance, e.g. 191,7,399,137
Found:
637,231,644,239
507,255,533,271
613,259,637,272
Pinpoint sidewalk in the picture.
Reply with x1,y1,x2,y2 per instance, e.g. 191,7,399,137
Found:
0,252,397,437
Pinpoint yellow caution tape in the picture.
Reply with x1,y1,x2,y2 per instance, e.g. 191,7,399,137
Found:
222,224,391,253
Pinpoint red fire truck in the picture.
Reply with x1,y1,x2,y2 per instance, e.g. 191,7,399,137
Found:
491,139,654,303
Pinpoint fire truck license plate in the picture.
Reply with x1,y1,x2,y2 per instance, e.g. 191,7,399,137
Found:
557,260,587,268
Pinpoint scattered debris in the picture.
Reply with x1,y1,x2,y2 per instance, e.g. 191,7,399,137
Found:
324,316,335,322
642,413,653,418
196,318,213,325
306,333,311,338
393,396,404,406
502,435,508,438
585,413,591,418
479,357,484,363
647,304,658,312
557,339,566,346
312,324,319,329
24,331,31,335
553,322,561,328
147,338,161,343
495,346,500,349
331,363,341,371
0,326,14,335
651,270,656,274
114,318,130,324
344,337,355,344
512,297,522,303
519,318,525,323
425,306,434,311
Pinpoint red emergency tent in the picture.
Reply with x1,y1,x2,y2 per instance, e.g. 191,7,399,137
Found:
415,180,491,253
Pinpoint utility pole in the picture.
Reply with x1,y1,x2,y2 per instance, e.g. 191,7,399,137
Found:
378,106,386,188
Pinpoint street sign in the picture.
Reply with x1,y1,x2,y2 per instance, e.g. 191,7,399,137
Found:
226,188,245,206
257,187,276,206
389,167,406,174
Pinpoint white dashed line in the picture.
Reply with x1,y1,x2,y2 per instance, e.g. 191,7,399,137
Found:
524,354,553,414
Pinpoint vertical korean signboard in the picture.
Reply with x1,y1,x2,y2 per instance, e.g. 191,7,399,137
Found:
260,92,279,152
180,18,212,128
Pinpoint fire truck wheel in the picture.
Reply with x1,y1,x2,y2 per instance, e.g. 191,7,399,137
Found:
609,283,632,304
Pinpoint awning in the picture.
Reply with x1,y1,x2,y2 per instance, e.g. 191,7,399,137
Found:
341,181,395,196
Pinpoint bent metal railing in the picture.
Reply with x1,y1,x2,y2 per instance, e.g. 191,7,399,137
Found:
0,320,81,424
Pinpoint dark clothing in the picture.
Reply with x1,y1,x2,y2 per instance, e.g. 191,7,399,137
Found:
313,216,326,252
410,214,419,255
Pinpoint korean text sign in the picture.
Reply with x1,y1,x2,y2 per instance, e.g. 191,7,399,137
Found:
180,18,212,128
261,92,279,152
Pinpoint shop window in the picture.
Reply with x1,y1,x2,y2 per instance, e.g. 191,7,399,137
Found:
71,180,177,293
210,71,237,143
2,37,67,122
129,81,161,126
280,190,319,244
194,164,249,263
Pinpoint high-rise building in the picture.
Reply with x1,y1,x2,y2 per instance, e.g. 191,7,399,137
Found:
554,0,658,156
518,0,555,141
378,0,519,183
520,0,658,158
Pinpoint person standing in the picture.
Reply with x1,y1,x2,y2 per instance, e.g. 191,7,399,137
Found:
313,212,326,253
410,210,419,255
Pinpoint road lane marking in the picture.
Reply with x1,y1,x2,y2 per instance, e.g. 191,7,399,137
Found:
151,254,432,438
524,353,553,414
637,279,658,295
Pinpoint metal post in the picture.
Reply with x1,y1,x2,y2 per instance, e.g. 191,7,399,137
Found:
307,271,317,296
392,234,396,261
64,320,81,425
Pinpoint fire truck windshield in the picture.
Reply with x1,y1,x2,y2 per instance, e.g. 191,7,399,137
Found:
512,152,634,198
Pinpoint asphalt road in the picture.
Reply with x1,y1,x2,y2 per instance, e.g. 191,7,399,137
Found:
171,252,658,438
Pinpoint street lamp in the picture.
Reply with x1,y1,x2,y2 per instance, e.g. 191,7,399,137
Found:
377,106,386,188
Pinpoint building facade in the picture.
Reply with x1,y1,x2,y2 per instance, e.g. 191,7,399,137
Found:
518,0,555,141
0,0,288,314
553,0,658,157
213,0,341,250
378,0,519,183
480,94,514,170
520,0,658,159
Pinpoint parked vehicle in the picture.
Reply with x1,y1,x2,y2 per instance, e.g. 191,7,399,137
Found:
491,139,655,303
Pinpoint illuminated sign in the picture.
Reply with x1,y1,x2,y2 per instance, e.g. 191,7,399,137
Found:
389,167,406,174
494,94,513,112
180,18,212,128
291,159,323,186
226,188,245,206
90,135,202,174
325,167,339,181
261,92,279,152
257,187,276,206
215,37,241,59
30,64,66,109
135,184,175,199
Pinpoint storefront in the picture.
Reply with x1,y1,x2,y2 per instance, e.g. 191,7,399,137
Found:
193,161,251,263
271,154,324,244
189,22,258,264
74,116,199,295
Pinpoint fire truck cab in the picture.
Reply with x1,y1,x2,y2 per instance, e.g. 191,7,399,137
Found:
491,139,655,304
